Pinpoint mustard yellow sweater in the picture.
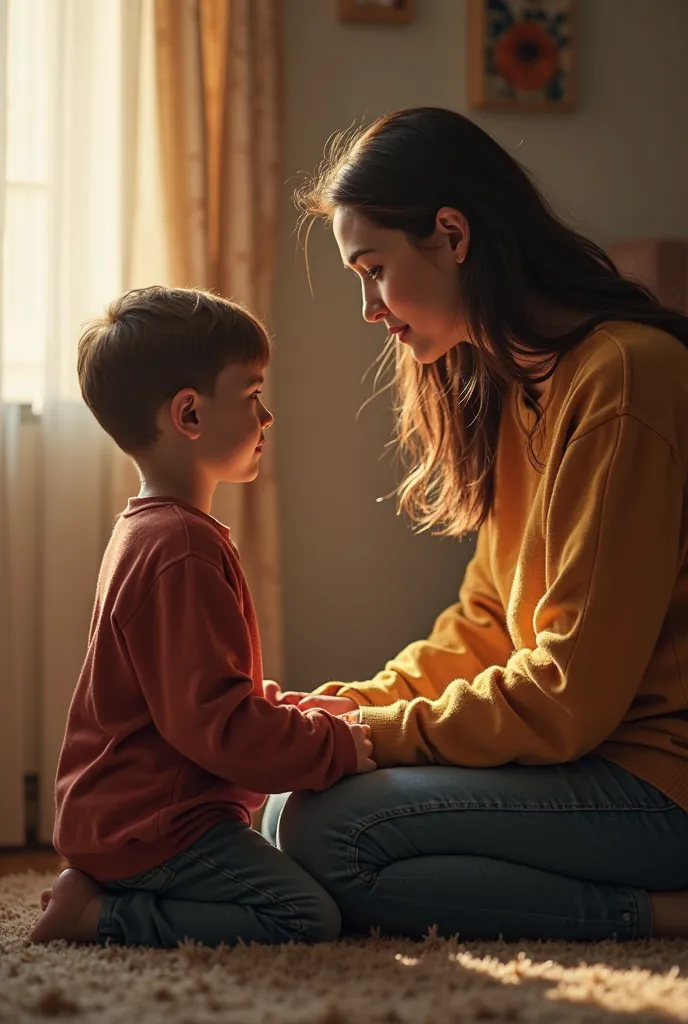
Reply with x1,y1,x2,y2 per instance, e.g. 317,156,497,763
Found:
318,322,688,811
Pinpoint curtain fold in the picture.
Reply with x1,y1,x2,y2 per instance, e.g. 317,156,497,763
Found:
151,0,284,678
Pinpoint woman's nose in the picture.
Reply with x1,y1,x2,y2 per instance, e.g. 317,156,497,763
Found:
362,287,388,324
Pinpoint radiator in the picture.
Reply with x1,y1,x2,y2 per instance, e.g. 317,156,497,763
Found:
1,402,117,845
5,405,43,842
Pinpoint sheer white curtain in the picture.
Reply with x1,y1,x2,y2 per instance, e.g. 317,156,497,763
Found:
0,0,141,843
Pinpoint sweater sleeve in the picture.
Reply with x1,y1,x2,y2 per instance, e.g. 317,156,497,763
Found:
314,525,514,705
121,555,357,791
358,416,684,767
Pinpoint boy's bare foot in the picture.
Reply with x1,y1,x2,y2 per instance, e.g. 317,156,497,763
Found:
29,868,104,944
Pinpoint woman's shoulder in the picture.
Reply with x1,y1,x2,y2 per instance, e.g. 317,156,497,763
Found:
553,321,688,455
584,319,686,374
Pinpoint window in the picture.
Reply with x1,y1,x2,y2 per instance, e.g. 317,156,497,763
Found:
2,0,53,405
2,0,127,408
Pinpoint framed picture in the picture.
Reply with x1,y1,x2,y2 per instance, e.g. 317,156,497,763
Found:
339,0,415,26
468,0,579,113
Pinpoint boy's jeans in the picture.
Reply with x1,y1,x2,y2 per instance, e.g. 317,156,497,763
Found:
98,820,340,947
262,756,688,941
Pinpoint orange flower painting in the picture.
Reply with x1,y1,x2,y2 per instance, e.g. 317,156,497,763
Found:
469,0,578,112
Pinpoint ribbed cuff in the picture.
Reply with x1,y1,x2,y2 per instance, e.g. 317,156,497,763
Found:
358,702,411,767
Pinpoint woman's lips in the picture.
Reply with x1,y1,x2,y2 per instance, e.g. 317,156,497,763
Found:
388,324,409,342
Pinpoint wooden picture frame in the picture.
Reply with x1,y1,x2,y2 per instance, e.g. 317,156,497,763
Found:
339,0,415,26
468,0,579,113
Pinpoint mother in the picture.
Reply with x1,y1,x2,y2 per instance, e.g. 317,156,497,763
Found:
263,107,688,942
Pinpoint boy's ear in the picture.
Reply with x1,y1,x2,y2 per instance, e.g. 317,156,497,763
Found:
168,389,202,440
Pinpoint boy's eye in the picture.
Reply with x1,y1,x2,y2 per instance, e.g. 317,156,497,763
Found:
251,390,262,400
365,266,382,281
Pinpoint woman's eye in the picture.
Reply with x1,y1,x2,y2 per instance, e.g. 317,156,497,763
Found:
365,266,382,281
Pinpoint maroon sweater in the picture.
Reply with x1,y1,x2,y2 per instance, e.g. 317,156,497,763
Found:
54,497,356,880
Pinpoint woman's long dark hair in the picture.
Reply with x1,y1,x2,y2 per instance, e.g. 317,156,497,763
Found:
296,107,688,536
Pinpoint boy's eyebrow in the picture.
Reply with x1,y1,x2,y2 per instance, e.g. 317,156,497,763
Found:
345,247,377,267
245,374,264,388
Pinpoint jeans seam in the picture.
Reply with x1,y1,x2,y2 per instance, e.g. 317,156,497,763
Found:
174,847,307,935
346,800,675,818
346,800,679,852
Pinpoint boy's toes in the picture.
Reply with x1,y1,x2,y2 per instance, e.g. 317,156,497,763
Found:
40,888,52,911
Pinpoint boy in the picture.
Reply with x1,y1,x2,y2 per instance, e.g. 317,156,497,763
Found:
30,286,374,949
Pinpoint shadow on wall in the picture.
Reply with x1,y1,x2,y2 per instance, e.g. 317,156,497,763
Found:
609,238,688,315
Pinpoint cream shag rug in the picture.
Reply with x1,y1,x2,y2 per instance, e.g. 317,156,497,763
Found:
2,871,688,1023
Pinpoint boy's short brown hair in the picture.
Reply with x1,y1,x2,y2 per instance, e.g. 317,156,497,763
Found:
77,286,271,453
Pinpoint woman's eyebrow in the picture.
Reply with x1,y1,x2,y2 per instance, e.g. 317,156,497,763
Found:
346,247,377,267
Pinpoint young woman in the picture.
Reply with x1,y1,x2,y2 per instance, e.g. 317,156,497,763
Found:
263,107,688,942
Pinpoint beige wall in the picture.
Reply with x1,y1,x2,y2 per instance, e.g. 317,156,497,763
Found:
272,0,688,689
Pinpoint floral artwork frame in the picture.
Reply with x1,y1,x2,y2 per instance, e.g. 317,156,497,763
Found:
468,0,579,113
338,0,415,26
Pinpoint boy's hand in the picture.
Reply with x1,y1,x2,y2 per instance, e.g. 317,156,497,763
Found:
263,680,282,703
298,694,359,716
348,722,376,774
263,680,306,706
296,694,375,772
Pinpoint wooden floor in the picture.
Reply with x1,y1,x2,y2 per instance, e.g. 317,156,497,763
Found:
0,847,63,877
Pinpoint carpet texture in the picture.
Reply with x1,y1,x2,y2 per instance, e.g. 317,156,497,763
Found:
2,871,688,1023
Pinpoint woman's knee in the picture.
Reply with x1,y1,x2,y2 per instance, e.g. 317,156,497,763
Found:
276,790,341,874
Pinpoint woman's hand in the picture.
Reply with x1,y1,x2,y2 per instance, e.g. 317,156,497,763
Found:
297,694,359,716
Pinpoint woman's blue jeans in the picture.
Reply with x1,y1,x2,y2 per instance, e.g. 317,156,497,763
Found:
262,756,688,942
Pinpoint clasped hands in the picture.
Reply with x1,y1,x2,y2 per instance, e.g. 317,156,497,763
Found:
263,682,373,773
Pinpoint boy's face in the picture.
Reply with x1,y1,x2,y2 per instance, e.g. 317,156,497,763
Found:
195,362,273,483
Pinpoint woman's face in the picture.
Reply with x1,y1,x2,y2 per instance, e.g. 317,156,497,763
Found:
333,206,470,364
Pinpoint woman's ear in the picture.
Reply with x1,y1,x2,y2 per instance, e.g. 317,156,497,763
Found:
435,207,470,264
168,389,202,440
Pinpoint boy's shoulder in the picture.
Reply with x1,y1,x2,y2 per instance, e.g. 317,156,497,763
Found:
105,497,237,585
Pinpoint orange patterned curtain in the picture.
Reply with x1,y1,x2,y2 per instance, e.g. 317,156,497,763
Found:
152,0,284,677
